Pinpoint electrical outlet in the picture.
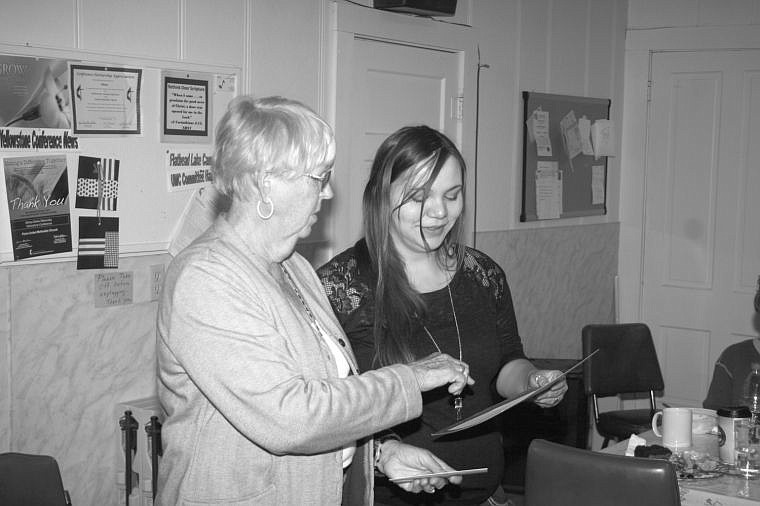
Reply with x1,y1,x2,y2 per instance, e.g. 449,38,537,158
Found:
150,264,165,302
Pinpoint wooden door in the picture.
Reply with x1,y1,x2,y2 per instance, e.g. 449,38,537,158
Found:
643,50,760,406
331,36,463,252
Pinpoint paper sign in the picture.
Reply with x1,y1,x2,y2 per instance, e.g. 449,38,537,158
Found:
166,149,214,192
536,161,562,220
530,109,552,157
94,271,133,307
591,119,615,159
592,165,605,205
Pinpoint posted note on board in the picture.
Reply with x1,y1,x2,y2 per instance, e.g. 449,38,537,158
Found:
592,165,606,205
535,161,562,220
527,108,552,157
94,271,133,307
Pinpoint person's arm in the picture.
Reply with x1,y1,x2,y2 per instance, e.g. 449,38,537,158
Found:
165,258,471,456
473,251,567,407
495,358,567,407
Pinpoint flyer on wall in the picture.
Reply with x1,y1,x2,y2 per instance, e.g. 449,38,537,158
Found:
0,55,73,130
3,154,72,260
70,64,142,134
160,70,212,143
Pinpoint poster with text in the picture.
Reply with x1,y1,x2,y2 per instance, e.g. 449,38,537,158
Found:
166,148,213,192
161,71,211,143
0,55,73,129
70,64,142,134
4,154,72,260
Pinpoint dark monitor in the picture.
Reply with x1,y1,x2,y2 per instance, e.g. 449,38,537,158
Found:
374,0,457,17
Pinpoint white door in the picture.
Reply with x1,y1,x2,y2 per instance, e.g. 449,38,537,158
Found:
642,50,760,407
331,36,463,253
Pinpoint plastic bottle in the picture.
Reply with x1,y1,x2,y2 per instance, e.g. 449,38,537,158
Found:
743,365,760,426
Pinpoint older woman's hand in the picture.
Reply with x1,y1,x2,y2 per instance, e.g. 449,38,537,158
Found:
408,353,474,395
529,369,568,408
377,440,462,494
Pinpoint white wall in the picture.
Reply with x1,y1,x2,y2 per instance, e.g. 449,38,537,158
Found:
472,0,625,362
473,0,625,232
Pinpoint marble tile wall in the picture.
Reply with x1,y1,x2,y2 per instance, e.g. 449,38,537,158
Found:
0,223,616,504
476,223,619,359
1,267,10,451
1,254,169,505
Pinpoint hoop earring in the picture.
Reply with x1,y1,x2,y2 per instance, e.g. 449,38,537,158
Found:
257,198,274,219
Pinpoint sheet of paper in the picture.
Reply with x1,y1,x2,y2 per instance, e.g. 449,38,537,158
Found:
560,109,583,160
536,161,562,220
168,185,229,256
431,350,599,438
70,64,142,134
94,271,133,307
591,119,615,159
530,109,552,157
389,468,489,483
592,164,605,205
166,148,214,192
579,116,594,155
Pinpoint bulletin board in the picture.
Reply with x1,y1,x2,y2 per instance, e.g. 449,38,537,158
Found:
0,46,239,264
520,91,611,222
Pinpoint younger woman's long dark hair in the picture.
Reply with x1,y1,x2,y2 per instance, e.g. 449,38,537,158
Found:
363,126,467,366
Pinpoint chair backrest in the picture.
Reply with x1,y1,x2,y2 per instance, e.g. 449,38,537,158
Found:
582,323,664,397
525,439,681,506
0,452,71,506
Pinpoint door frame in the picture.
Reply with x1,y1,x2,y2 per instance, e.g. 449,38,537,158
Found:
324,0,478,257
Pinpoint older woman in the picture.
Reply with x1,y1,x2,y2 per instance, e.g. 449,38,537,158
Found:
156,97,473,506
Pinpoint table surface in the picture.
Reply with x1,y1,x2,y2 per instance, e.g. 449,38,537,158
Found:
603,430,760,505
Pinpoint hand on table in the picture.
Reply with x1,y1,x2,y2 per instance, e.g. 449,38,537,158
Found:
529,369,568,408
377,440,462,494
408,352,474,395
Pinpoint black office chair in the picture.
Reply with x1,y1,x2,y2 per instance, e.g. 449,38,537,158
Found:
0,452,72,505
582,323,664,448
525,439,680,506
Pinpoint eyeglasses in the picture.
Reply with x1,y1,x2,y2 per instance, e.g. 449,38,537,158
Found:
303,168,332,190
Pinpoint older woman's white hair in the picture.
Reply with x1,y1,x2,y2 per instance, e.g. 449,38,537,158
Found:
213,95,335,201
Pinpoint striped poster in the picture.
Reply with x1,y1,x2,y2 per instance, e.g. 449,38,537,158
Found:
75,155,120,211
77,216,119,269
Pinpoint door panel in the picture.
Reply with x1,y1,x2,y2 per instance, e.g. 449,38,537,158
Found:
643,51,760,407
332,37,461,252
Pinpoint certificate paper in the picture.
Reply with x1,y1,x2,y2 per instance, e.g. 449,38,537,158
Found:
431,350,599,438
70,65,142,134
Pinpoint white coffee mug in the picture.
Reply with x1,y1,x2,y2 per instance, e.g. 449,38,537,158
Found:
652,407,693,450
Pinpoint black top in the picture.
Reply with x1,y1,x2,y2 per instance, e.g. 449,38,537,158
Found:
318,239,527,505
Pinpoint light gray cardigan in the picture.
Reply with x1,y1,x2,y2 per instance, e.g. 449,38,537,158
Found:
156,216,422,505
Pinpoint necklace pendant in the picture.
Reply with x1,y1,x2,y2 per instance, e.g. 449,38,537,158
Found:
454,395,463,421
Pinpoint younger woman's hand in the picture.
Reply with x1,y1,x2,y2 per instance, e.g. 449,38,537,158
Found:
529,369,568,408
